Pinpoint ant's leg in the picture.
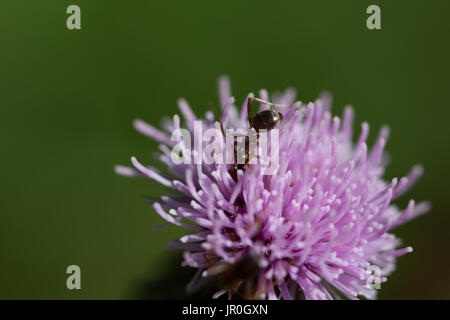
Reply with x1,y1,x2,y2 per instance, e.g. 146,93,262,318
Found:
247,97,253,129
209,102,227,138
229,165,238,181
219,119,226,137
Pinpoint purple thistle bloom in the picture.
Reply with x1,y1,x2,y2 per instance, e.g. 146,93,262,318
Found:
116,76,429,300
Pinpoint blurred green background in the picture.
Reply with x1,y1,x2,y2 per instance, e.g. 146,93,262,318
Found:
1,0,449,299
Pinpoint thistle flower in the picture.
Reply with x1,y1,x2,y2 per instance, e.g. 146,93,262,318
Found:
116,76,429,300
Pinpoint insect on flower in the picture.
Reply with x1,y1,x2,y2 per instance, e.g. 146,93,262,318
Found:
116,76,430,300
220,97,294,181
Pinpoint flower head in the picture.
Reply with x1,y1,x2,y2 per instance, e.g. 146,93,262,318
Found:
116,76,429,300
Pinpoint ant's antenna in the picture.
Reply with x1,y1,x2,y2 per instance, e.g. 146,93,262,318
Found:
250,97,292,109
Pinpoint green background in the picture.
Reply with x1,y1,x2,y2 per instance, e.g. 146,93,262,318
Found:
1,0,449,299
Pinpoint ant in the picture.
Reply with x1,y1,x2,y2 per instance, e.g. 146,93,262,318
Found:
219,97,293,182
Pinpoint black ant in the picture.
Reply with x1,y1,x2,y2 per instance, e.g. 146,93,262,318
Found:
220,97,293,181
